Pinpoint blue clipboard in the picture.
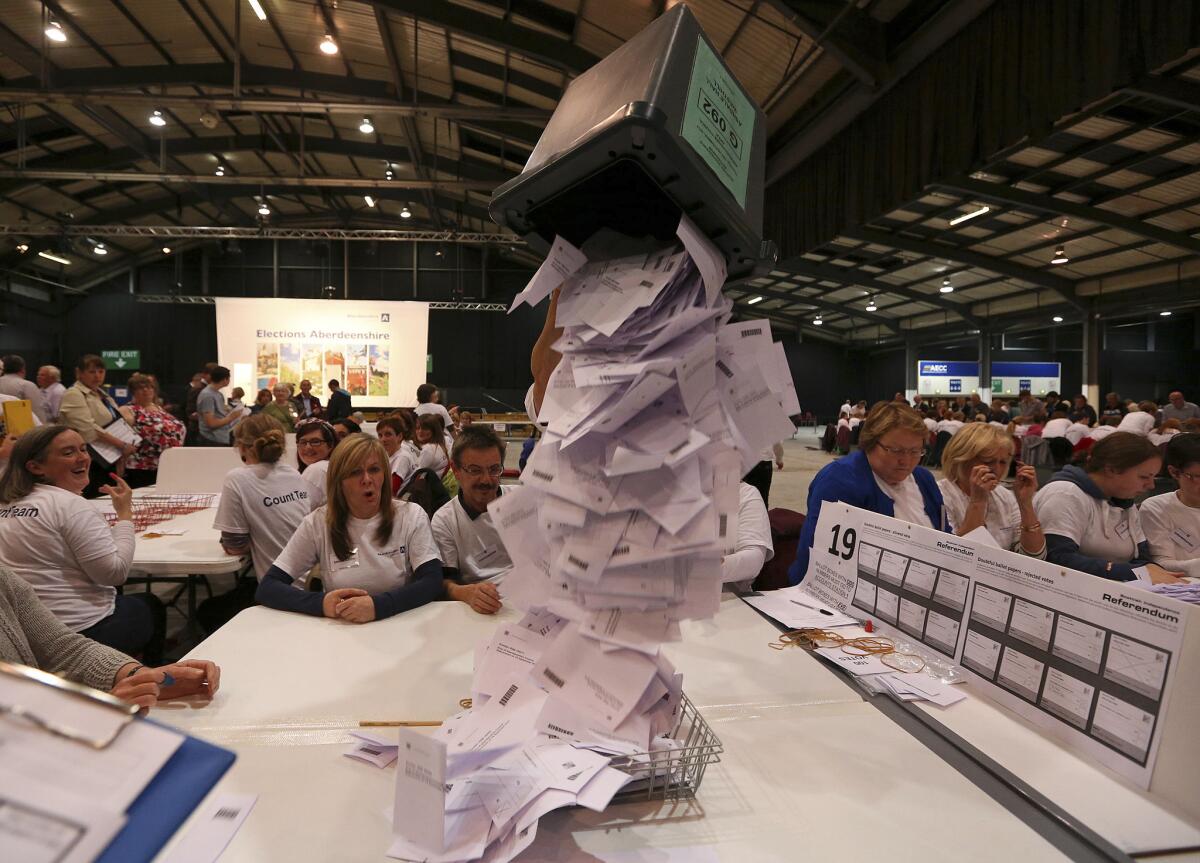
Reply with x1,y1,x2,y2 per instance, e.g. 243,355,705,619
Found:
96,719,236,863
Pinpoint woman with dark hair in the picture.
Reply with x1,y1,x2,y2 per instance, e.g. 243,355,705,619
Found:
414,413,450,478
331,418,361,441
377,416,416,488
295,417,336,508
1139,433,1200,578
0,425,165,661
200,414,313,632
1033,432,1184,583
256,434,444,622
120,372,186,488
789,401,948,584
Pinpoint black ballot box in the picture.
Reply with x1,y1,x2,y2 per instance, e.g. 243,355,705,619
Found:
489,3,775,281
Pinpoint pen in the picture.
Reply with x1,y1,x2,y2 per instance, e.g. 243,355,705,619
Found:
790,599,834,616
359,721,443,727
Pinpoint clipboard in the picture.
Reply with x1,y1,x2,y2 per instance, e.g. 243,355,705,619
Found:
0,661,236,863
0,397,35,437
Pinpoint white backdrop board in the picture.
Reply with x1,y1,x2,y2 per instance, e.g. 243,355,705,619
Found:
214,298,429,408
799,502,1199,808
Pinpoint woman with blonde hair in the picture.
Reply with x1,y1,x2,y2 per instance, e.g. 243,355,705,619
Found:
199,413,314,632
938,423,1045,556
788,401,949,584
256,433,444,622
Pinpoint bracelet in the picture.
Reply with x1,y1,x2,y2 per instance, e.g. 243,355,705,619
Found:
126,664,145,678
1020,521,1041,532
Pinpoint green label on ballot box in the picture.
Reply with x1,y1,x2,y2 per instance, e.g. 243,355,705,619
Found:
680,37,753,207
102,349,140,370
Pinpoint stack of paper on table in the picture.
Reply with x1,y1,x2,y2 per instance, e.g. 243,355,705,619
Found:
387,219,795,862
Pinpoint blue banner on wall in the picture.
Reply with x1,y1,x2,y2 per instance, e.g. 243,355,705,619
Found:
992,362,1061,378
918,360,980,377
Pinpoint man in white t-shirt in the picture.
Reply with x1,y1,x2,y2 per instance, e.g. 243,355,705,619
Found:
415,383,454,429
432,426,511,614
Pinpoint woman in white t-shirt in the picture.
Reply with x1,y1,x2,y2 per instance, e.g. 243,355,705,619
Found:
198,414,313,632
256,433,445,622
377,416,416,490
1139,433,1200,577
1033,432,1184,584
0,425,165,662
414,413,450,478
295,418,336,508
937,423,1046,556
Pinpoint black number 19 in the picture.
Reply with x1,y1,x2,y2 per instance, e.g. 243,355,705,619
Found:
828,524,856,560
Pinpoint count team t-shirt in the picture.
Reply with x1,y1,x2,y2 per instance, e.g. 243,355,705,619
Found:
0,483,133,630
274,499,440,593
302,459,330,509
213,462,313,580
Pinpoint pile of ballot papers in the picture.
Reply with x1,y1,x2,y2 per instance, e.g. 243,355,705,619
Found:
386,217,795,862
1146,582,1200,603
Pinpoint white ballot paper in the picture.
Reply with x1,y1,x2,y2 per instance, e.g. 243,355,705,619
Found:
390,219,798,861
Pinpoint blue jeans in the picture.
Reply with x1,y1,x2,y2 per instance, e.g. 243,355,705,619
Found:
80,593,166,665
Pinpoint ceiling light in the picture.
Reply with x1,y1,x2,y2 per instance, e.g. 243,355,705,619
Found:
15,243,28,253
247,0,268,21
940,277,954,294
359,117,375,134
747,295,763,305
813,316,823,326
38,250,71,265
215,166,225,176
93,243,108,256
399,205,411,219
949,205,990,226
1160,310,1172,317
162,246,172,255
1052,315,1064,323
1051,246,1069,265
320,33,338,55
865,297,877,312
45,20,67,42
149,109,166,127
258,202,271,216
364,195,376,208
435,248,443,257
385,170,394,180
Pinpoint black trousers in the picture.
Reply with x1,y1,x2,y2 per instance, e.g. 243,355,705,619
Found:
197,576,259,635
743,460,774,509
81,593,166,665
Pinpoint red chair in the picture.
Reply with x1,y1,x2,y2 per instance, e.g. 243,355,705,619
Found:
754,508,805,591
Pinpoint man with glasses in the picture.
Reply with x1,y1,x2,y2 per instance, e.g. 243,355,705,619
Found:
432,426,511,614
788,401,950,585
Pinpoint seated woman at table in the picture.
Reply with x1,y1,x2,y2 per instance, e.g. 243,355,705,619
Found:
1033,432,1184,584
788,401,948,585
377,416,416,492
0,566,219,711
1137,433,1200,578
119,372,186,489
414,414,450,478
937,423,1046,557
0,425,166,662
198,414,314,633
721,482,774,591
256,433,445,622
295,417,336,508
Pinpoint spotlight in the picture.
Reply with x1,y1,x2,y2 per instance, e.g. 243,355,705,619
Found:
1160,310,1173,317
45,20,67,42
865,297,877,312
38,250,71,265
359,117,375,134
364,195,376,208
93,243,108,256
435,248,443,257
247,0,267,21
747,296,763,305
385,168,394,180
149,109,167,127
940,277,954,294
162,246,172,255
1052,315,1064,323
258,202,270,216
399,205,411,219
1051,246,1069,265
215,166,225,176
15,243,28,253
813,316,823,326
320,33,338,55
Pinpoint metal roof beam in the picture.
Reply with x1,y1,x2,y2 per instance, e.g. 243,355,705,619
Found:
764,0,886,88
746,281,902,332
842,226,1083,309
1123,76,1200,114
365,0,599,75
940,176,1200,257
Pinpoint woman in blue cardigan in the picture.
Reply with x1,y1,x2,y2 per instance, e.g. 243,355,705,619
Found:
789,401,950,584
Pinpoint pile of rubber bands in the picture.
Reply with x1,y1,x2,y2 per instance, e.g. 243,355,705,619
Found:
769,628,926,673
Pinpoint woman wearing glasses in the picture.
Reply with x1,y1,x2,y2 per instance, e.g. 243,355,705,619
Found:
1139,433,1200,577
296,418,336,508
788,401,949,585
199,414,313,632
937,423,1046,556
432,427,512,615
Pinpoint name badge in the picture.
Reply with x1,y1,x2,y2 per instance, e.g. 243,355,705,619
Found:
331,549,361,571
1172,527,1197,550
473,545,502,565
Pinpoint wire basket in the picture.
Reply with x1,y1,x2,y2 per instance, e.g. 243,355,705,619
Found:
608,693,722,802
99,493,217,532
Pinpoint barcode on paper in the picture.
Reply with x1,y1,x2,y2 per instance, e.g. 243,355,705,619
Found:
543,668,566,688
214,807,241,820
499,684,519,705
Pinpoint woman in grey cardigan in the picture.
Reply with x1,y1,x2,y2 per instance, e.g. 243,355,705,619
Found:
0,567,220,709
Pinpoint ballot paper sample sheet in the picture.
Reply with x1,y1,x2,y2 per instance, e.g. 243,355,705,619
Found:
800,502,1193,788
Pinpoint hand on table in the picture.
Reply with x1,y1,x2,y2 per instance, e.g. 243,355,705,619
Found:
459,582,502,615
158,660,221,700
1146,564,1185,585
334,594,377,623
100,472,133,520
1012,463,1038,506
323,587,368,619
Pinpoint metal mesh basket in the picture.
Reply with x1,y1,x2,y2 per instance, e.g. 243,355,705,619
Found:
99,493,217,532
608,693,722,802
